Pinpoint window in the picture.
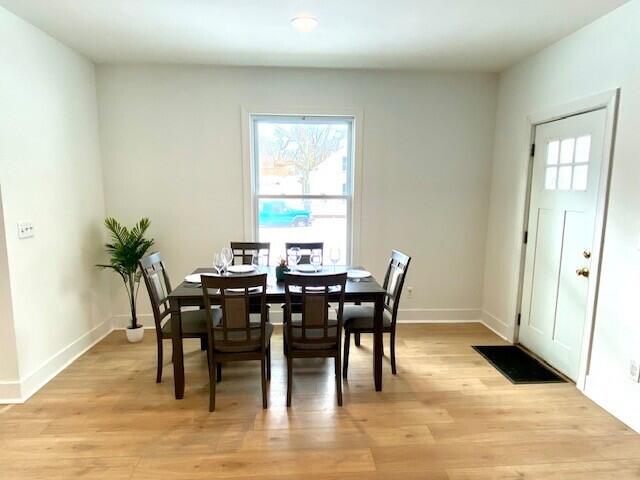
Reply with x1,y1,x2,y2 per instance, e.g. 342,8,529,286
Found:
251,115,354,265
544,135,591,191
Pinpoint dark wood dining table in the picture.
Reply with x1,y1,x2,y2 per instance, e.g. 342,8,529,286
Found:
168,266,387,399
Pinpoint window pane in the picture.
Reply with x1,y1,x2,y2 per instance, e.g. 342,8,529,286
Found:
546,140,559,165
557,165,572,190
545,167,557,190
572,165,589,190
256,120,351,195
575,135,591,164
559,138,575,164
258,198,347,265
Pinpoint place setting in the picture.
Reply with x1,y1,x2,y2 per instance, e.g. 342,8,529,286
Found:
183,246,268,289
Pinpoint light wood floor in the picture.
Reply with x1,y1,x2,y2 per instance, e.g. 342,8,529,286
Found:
1,323,639,479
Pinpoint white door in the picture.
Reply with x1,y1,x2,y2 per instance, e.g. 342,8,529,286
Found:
519,108,607,381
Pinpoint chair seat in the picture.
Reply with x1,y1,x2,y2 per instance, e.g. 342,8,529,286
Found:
161,308,221,337
285,316,338,350
213,322,273,353
343,305,392,331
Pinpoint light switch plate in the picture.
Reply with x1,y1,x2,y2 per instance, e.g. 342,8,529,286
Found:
17,221,34,239
629,360,640,383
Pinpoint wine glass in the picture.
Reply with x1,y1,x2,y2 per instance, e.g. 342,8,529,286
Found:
329,248,340,271
252,252,267,271
288,247,301,271
310,250,322,272
213,253,225,276
221,247,233,274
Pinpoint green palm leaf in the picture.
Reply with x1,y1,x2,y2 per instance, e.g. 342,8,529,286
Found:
97,217,154,330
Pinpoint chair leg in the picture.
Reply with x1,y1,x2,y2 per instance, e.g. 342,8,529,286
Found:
208,351,216,412
261,357,268,409
156,338,163,383
266,343,272,381
343,331,350,379
286,355,293,407
390,330,397,375
200,336,207,351
354,332,361,347
216,362,222,383
335,355,343,406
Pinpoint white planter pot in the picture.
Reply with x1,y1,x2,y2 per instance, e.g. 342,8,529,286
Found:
125,325,145,343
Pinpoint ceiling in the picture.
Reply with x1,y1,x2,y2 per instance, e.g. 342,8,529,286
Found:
0,0,629,72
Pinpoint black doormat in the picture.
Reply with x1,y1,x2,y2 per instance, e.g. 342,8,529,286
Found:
472,345,567,384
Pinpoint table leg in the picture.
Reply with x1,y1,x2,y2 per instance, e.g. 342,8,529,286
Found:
373,294,383,391
170,299,184,399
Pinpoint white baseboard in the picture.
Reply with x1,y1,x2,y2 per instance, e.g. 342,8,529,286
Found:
0,380,21,404
0,319,113,404
398,308,480,322
111,313,155,330
584,373,640,433
480,310,510,340
112,308,481,327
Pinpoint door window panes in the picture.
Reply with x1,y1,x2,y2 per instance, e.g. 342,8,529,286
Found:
544,136,591,192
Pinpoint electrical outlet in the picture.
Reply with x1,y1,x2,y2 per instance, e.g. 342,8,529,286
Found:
629,360,640,383
17,221,34,239
407,287,413,299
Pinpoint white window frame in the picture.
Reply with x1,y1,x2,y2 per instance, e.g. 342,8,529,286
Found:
241,107,363,265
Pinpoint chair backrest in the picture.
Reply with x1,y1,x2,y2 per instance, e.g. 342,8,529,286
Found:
283,272,347,350
201,273,268,352
382,250,412,324
230,241,270,265
139,252,173,333
285,242,324,265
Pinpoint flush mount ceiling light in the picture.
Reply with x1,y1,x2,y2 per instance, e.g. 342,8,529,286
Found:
290,16,319,32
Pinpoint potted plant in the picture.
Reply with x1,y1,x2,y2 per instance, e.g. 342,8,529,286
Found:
275,258,289,282
97,217,154,343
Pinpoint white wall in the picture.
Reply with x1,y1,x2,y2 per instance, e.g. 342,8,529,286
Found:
0,188,20,398
0,7,110,401
97,65,497,325
482,0,640,430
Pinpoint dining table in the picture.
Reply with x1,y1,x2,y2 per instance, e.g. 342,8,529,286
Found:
168,266,387,399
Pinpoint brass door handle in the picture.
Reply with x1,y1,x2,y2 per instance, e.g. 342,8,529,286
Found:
583,250,591,259
576,267,590,278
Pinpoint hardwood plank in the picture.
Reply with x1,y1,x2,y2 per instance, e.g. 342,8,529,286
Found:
447,459,640,479
0,457,139,480
130,448,376,478
0,324,636,480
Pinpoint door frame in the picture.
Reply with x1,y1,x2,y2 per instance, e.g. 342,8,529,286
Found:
515,89,620,390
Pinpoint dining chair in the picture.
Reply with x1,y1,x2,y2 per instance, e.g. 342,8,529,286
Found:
285,241,324,265
342,250,411,379
230,241,270,266
140,252,221,383
283,241,325,314
283,272,347,407
230,241,271,314
201,273,272,412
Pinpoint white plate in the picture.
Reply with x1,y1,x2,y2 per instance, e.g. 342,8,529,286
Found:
347,269,371,280
228,265,256,274
295,264,322,273
184,273,218,283
289,285,340,293
227,286,261,293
